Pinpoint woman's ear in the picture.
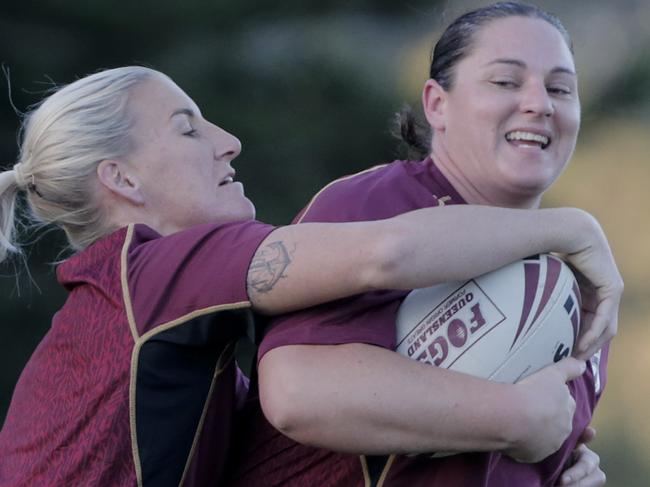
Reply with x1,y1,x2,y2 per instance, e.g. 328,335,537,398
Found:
422,78,448,132
96,159,145,205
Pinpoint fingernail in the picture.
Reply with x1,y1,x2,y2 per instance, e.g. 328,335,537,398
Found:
562,474,572,484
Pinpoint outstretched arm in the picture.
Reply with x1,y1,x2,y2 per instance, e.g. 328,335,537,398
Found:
248,205,621,357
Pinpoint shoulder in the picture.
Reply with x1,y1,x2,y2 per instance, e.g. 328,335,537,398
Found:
126,220,275,273
122,220,275,332
296,161,410,223
56,227,129,288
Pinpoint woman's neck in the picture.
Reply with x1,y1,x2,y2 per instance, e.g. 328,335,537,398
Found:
429,146,542,210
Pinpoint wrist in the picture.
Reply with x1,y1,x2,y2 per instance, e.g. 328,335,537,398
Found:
493,382,531,456
541,207,597,255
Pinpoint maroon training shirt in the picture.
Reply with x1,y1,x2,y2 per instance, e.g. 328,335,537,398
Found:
226,158,608,487
0,220,274,487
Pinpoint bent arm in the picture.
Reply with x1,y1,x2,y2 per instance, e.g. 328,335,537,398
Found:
260,343,583,462
260,343,516,454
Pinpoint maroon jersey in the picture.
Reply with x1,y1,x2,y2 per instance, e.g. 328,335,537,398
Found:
0,221,274,487
227,158,609,487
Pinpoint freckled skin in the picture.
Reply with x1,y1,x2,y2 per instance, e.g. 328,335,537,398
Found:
125,75,256,236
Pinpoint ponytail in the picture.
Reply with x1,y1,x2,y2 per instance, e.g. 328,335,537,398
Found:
391,104,432,161
0,167,20,263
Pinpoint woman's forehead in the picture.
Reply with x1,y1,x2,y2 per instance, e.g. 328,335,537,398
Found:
467,16,574,71
129,75,200,124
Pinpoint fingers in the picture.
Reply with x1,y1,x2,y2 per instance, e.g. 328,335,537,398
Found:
559,469,606,486
556,444,605,486
552,357,587,382
575,304,617,360
578,426,596,444
568,243,623,360
575,292,620,360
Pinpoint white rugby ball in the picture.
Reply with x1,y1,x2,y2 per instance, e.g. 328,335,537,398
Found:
396,254,581,384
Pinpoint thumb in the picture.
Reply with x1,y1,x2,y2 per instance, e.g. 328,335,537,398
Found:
579,425,597,444
552,357,586,382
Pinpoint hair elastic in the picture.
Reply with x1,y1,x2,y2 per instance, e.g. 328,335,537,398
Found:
27,174,43,198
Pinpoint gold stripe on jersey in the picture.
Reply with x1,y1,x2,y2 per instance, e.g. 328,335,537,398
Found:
136,301,251,343
359,454,396,487
179,341,237,485
359,455,371,487
376,454,396,487
129,308,250,487
129,347,144,487
120,223,255,487
296,164,389,224
121,224,139,343
120,224,145,487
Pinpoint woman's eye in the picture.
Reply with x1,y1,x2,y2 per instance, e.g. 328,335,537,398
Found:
491,80,518,88
548,86,572,95
183,128,198,137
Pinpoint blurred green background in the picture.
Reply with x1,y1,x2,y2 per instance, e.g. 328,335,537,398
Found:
1,1,648,484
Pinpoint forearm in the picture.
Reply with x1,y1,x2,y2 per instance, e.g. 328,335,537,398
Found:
260,343,525,455
372,206,599,290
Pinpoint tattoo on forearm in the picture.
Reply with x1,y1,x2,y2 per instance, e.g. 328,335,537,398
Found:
248,241,293,294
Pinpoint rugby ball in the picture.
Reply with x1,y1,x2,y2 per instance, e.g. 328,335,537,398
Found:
396,254,581,384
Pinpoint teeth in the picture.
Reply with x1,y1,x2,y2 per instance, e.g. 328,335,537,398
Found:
506,131,549,147
220,176,234,186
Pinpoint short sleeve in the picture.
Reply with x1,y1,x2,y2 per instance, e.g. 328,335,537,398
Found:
126,220,275,334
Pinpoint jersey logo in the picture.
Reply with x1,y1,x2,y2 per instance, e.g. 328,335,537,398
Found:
434,195,452,207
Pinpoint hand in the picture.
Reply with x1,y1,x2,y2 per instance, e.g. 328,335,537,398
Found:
556,427,605,486
563,214,623,360
505,358,585,463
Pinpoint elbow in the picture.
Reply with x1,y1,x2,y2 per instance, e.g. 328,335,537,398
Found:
258,352,311,438
259,382,305,436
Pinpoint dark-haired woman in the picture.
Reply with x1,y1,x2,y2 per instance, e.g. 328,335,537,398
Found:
227,3,613,486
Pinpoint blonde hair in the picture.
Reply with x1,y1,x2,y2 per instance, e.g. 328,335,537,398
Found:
0,66,158,263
